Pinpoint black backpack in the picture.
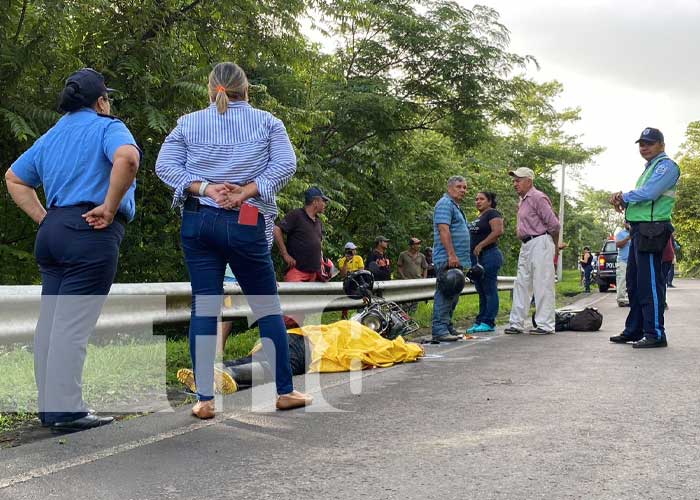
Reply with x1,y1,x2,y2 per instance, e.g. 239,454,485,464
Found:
534,307,604,332
557,307,603,331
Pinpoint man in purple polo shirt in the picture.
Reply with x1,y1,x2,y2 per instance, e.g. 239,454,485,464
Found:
505,167,563,335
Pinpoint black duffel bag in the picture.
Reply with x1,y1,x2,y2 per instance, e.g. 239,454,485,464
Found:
533,307,603,332
637,222,671,253
567,307,603,331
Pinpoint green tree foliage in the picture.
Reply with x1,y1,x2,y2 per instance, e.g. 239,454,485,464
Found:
1,0,601,284
572,186,624,241
1,0,318,283
466,78,602,271
674,121,700,276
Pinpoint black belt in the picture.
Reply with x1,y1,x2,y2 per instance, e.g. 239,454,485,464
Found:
184,197,242,215
184,197,201,212
520,233,546,243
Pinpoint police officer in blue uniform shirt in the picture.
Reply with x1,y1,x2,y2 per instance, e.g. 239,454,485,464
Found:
5,68,141,432
609,127,680,348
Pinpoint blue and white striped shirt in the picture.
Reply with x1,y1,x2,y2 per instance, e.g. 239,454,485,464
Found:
432,194,471,267
155,101,296,246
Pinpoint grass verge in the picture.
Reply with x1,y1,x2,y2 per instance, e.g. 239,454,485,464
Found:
1,271,582,441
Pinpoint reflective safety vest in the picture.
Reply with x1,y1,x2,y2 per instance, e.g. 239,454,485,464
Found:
625,154,678,222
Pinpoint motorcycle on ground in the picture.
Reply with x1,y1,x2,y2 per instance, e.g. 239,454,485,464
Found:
343,270,420,340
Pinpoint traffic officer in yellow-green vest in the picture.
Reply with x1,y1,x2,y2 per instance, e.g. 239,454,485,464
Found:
609,127,680,348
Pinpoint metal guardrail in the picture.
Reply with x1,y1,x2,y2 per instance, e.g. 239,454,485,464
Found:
0,277,516,341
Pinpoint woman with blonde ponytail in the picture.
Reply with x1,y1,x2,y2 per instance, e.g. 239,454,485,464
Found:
156,62,312,418
210,62,248,114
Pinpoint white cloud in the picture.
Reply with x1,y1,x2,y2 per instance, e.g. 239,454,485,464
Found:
488,0,700,97
467,0,700,192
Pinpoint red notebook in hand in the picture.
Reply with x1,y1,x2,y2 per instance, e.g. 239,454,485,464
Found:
238,203,259,226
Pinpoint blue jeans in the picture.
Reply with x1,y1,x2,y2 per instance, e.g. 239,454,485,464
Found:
431,263,462,337
583,265,592,292
666,263,675,286
181,204,293,400
661,261,672,286
470,247,503,327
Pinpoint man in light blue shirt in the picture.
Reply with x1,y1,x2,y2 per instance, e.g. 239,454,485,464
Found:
609,127,680,348
431,175,470,341
615,223,631,306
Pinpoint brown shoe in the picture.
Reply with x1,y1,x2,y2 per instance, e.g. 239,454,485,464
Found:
276,390,313,411
192,400,215,419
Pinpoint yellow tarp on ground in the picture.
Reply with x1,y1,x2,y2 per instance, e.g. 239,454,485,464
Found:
288,320,423,373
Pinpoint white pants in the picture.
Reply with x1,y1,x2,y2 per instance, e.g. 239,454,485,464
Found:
616,260,628,304
509,235,556,331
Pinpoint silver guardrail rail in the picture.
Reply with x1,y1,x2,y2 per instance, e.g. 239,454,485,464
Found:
0,277,516,341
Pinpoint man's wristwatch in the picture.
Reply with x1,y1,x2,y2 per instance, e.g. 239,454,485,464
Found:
198,181,210,197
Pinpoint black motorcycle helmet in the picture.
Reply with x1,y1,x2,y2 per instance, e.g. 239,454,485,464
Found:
437,268,465,296
465,263,484,282
343,270,375,300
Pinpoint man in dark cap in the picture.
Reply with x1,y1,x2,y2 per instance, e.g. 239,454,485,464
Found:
366,235,392,281
398,237,428,280
274,186,330,327
609,128,680,348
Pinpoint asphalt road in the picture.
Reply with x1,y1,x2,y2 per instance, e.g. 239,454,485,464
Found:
2,280,699,500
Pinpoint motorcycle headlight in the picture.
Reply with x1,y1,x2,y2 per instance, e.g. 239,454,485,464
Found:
361,311,386,333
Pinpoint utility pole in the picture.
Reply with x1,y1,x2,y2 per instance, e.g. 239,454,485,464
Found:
557,164,566,282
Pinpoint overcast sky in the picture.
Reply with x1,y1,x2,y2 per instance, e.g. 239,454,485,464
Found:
468,0,700,195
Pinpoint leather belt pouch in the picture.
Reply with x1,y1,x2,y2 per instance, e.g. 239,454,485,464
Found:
637,222,670,253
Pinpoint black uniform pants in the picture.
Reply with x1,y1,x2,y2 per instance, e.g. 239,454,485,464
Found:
623,222,671,341
33,205,125,424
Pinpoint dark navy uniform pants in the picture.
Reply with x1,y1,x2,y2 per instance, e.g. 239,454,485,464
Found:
623,222,671,341
33,205,124,424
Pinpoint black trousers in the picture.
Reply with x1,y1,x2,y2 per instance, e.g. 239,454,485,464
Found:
33,205,125,424
223,333,310,386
